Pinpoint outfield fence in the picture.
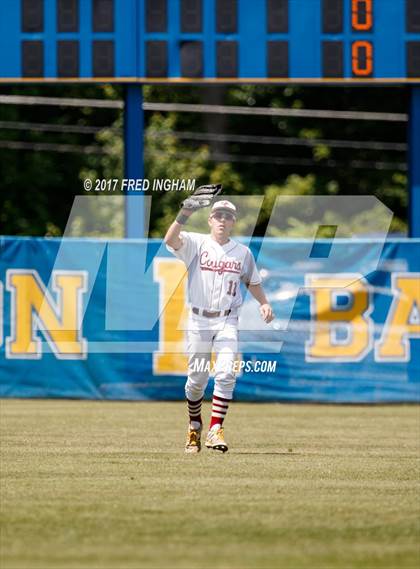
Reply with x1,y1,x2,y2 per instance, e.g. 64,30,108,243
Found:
0,236,419,402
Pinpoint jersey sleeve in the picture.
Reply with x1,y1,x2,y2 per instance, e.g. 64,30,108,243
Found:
165,231,199,266
241,249,262,285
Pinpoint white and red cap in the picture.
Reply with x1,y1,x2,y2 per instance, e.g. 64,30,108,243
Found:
211,200,237,217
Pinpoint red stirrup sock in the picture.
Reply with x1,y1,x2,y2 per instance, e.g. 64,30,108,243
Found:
209,394,230,429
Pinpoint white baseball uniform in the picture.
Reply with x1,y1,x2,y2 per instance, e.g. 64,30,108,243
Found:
166,231,261,400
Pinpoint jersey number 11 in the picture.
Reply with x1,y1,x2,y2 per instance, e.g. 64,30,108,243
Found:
227,280,237,296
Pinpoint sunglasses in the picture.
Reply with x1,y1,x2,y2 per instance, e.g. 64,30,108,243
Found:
212,211,235,221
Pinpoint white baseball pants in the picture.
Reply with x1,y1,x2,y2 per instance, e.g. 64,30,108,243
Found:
185,312,239,401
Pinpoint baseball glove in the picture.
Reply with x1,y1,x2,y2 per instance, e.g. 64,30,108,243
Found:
181,184,222,211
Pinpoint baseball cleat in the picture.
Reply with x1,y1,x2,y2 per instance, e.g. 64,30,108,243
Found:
205,426,228,453
185,426,202,454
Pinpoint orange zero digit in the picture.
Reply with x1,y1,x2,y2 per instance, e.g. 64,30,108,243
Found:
352,0,373,31
352,41,373,76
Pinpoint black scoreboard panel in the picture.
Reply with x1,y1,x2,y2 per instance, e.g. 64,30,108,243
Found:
322,0,343,34
146,41,168,77
323,42,344,78
408,42,420,77
92,40,115,76
180,41,203,78
407,0,420,33
216,0,237,34
146,0,167,32
21,41,43,77
217,41,238,77
57,0,79,33
1,0,419,82
92,0,114,33
21,0,43,33
351,0,373,32
57,41,79,77
181,0,202,33
267,0,289,33
267,42,289,78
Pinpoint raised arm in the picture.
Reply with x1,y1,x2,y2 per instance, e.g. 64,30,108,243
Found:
164,209,193,250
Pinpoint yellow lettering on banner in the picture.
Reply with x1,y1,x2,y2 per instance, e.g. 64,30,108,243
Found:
6,270,87,359
153,259,188,374
305,274,372,361
375,274,420,361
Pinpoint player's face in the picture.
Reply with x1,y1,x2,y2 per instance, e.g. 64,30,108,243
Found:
208,211,236,237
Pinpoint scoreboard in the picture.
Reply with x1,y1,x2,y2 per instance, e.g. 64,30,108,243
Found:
0,0,419,82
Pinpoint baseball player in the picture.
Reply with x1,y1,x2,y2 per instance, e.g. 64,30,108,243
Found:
164,185,274,454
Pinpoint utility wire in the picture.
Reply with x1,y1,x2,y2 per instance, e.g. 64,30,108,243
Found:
0,120,110,134
0,140,106,154
171,130,407,152
0,121,407,152
1,140,402,170
143,102,408,122
162,148,405,170
201,152,407,171
0,95,408,122
0,94,123,109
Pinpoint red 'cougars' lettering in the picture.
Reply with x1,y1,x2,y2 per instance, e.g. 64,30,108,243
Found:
199,251,242,275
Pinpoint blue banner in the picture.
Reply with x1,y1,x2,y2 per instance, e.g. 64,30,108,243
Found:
0,236,419,402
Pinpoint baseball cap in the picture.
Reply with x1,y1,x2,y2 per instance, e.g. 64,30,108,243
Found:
211,200,237,217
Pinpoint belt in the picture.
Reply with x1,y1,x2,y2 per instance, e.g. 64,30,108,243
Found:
192,307,231,318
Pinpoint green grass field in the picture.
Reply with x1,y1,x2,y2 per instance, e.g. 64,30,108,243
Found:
0,400,419,569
